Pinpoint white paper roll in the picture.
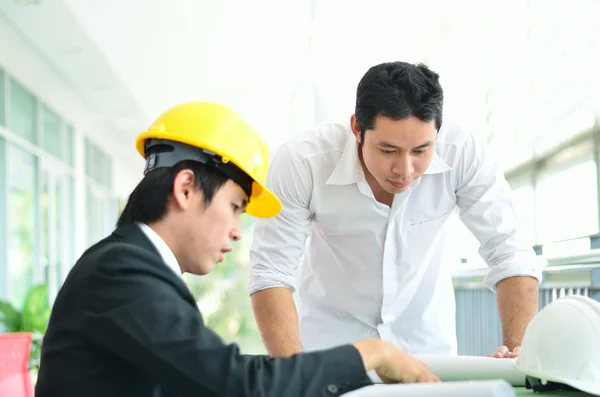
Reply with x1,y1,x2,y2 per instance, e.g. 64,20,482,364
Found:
343,379,515,397
413,355,526,387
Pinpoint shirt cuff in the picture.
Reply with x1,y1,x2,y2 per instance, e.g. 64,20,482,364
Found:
248,273,295,296
483,256,546,292
366,369,383,383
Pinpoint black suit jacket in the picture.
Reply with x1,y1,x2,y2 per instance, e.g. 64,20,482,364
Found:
35,223,372,397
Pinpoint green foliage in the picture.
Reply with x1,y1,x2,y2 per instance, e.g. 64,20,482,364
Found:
0,300,21,332
21,284,51,335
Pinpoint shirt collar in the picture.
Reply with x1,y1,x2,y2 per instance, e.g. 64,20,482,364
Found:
325,132,451,186
325,132,363,186
424,151,452,174
137,222,182,278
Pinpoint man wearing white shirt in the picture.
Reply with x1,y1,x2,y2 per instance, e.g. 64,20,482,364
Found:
249,61,544,360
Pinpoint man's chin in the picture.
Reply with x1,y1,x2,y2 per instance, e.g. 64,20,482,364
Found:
191,263,214,276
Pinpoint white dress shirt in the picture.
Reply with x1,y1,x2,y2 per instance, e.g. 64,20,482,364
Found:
249,121,545,355
138,222,181,278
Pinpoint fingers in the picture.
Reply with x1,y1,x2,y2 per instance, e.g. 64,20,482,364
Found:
416,370,441,383
507,346,521,358
415,362,439,383
489,345,510,358
489,345,520,358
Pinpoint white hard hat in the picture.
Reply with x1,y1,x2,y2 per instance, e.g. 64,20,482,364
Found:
513,295,600,395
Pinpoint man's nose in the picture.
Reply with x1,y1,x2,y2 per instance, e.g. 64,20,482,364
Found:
230,227,242,241
392,154,414,176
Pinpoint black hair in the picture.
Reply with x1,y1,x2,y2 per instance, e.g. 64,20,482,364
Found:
354,61,444,143
116,160,230,228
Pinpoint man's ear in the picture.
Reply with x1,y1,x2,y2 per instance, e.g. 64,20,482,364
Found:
172,169,198,210
350,114,362,143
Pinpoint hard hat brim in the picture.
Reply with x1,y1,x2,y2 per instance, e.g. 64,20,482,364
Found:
514,360,600,395
246,183,282,218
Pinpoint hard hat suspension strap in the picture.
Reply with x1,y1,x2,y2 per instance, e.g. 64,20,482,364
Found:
143,138,253,198
525,376,579,393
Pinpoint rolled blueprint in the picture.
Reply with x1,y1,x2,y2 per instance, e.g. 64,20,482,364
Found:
343,379,515,397
413,355,526,387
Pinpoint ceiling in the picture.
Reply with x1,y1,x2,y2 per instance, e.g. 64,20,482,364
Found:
0,0,598,171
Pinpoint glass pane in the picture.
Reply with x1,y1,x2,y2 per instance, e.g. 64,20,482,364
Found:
7,144,37,308
41,104,62,160
65,124,74,167
535,159,599,244
95,146,106,186
55,176,63,287
67,176,75,270
85,139,111,188
94,146,103,184
53,175,75,286
0,69,5,127
104,154,113,189
9,79,37,144
41,171,63,293
85,138,104,184
85,138,92,178
0,138,6,300
41,171,50,282
86,187,104,248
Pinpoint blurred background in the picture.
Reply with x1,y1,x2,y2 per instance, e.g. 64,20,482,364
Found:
0,0,599,377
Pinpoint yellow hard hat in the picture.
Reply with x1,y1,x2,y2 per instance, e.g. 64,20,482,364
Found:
135,101,282,218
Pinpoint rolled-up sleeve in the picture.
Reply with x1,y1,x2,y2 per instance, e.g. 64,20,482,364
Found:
454,133,546,291
249,143,313,295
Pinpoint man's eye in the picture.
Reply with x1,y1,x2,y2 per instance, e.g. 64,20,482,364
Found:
232,204,240,211
380,149,395,154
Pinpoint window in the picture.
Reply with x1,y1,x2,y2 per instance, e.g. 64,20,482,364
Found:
86,187,104,248
65,124,74,167
0,137,7,300
9,78,37,144
535,159,599,244
85,138,112,189
86,186,115,248
7,144,38,308
0,69,5,127
41,104,62,160
41,168,73,300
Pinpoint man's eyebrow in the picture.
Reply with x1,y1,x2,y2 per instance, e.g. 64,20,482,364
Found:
379,141,400,149
378,140,433,149
415,141,433,149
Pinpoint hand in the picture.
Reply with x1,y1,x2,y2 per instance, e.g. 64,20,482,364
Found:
489,345,521,358
375,342,440,384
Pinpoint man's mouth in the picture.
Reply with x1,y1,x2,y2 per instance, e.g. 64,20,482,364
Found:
387,179,411,188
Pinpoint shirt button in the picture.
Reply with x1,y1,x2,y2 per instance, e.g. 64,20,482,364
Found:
327,384,339,394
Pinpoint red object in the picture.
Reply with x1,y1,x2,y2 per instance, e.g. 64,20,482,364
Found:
0,333,34,397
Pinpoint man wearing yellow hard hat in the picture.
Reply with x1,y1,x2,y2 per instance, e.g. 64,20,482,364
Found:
34,101,439,397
